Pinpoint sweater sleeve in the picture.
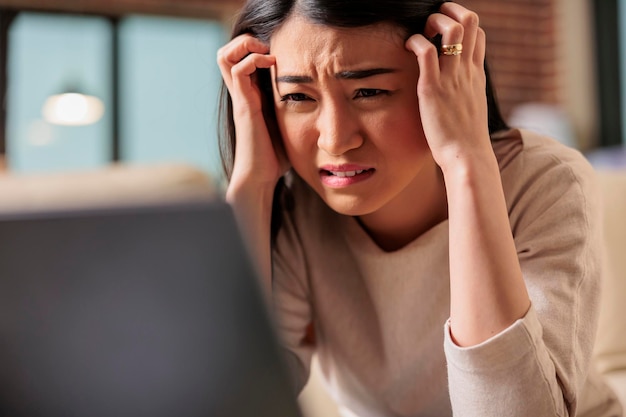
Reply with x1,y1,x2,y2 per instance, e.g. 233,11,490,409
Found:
444,138,603,417
272,206,315,393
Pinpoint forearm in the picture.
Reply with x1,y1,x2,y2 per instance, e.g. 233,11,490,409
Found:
226,182,275,300
217,33,283,299
442,149,530,347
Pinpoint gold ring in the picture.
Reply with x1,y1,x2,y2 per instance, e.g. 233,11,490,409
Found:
440,43,463,56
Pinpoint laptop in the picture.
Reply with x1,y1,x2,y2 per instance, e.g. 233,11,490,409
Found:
0,200,302,417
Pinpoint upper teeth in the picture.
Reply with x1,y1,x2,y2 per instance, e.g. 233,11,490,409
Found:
331,170,365,177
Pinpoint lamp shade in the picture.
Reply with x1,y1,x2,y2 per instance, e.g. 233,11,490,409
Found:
42,92,105,126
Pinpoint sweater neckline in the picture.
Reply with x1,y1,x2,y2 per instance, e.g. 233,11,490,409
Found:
342,215,449,257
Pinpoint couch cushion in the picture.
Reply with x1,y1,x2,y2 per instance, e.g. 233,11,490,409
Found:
593,170,626,374
0,163,217,213
604,371,626,412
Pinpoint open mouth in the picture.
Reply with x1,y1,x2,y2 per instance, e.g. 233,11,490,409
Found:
321,168,375,178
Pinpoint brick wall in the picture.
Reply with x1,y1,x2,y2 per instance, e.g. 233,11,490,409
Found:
459,0,561,119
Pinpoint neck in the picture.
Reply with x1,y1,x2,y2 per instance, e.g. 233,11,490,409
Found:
357,160,448,252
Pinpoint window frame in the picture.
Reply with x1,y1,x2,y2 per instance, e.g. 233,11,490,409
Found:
593,0,623,147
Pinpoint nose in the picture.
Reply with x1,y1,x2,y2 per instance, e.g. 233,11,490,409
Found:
316,100,363,156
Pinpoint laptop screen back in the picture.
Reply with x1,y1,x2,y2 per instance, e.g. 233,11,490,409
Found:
0,201,301,417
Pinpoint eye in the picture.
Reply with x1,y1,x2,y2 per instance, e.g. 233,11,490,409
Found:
280,93,311,102
354,89,388,99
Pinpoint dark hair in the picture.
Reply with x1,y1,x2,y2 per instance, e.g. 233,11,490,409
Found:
217,0,509,237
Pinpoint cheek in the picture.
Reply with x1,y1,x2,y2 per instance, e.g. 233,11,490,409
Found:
277,112,316,159
374,105,425,143
375,113,430,160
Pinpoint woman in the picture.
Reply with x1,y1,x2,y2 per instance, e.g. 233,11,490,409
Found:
217,0,622,415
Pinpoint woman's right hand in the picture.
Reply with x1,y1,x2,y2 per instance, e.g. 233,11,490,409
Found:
217,34,286,199
217,35,285,296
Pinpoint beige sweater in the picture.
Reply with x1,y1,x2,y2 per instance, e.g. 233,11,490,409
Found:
272,129,622,417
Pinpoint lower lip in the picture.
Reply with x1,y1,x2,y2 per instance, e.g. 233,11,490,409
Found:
320,170,375,188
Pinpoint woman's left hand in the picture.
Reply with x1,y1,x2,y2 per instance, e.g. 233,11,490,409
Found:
405,3,492,171
408,4,530,349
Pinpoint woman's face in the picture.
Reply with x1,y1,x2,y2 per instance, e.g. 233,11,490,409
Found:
270,15,438,217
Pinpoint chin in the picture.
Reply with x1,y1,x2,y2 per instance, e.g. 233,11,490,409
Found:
321,194,380,217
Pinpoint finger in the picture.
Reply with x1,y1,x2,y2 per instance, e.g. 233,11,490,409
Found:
423,13,464,71
474,27,486,66
405,34,440,85
230,53,276,111
439,2,480,61
218,38,270,92
217,35,270,88
424,12,464,46
217,35,269,67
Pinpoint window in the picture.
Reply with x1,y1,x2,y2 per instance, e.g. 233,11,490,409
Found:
4,11,227,180
7,13,113,173
119,16,226,180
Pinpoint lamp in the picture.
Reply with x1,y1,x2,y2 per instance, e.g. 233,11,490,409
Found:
42,88,105,126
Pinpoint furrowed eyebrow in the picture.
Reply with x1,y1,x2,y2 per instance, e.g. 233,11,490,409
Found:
275,75,314,84
335,68,397,79
275,68,397,84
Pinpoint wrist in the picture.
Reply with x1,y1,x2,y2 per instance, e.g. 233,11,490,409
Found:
437,144,499,182
226,178,276,208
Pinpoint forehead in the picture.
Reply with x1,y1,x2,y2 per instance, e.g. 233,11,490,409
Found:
269,15,409,71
